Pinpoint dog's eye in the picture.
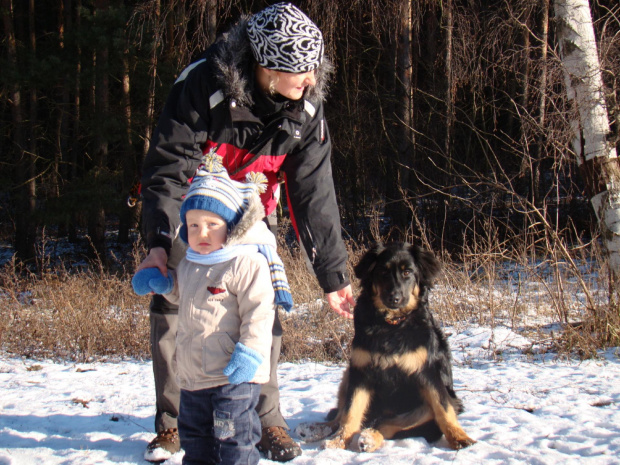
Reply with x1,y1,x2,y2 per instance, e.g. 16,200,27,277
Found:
402,269,413,277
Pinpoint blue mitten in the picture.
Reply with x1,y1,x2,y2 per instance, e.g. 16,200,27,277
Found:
223,343,264,385
131,268,174,295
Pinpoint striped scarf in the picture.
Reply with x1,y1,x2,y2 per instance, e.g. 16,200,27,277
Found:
186,245,293,312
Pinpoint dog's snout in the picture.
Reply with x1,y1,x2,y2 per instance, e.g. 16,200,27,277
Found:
385,291,403,308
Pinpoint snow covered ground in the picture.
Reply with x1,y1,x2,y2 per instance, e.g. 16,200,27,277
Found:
1,325,619,465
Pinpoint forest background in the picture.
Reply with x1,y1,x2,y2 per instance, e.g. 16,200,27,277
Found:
1,0,620,359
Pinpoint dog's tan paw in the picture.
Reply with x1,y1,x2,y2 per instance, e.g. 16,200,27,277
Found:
295,421,338,442
448,435,476,450
322,435,346,450
357,428,383,452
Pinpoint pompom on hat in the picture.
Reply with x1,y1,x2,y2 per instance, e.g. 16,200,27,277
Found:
179,151,267,243
247,2,324,73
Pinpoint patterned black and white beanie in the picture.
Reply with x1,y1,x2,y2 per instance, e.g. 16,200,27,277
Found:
247,2,324,73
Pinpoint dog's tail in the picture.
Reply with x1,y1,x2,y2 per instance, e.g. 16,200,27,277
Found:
325,407,339,421
454,397,465,415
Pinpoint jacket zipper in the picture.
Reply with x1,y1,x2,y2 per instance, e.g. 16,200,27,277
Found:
303,223,317,265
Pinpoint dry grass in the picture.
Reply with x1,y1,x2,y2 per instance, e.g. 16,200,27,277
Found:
428,221,620,357
0,257,150,362
0,220,618,363
276,220,358,363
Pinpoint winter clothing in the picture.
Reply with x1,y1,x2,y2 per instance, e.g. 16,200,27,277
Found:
181,158,293,311
144,427,180,463
179,159,268,238
156,172,277,465
224,343,264,385
167,248,274,390
141,15,349,294
136,162,290,307
140,5,346,449
258,426,302,461
147,293,289,435
179,383,261,465
254,243,292,311
186,242,293,312
162,178,276,391
149,310,181,433
132,268,174,295
247,3,324,73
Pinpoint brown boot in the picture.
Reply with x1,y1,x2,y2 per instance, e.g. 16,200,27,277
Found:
258,426,302,462
144,427,180,463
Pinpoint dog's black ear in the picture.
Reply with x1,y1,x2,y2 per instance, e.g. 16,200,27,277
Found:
354,242,384,279
410,245,441,286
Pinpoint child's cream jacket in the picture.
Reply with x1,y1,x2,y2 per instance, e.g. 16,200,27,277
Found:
164,194,276,391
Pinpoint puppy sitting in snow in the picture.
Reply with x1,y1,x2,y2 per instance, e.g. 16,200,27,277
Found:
297,242,475,452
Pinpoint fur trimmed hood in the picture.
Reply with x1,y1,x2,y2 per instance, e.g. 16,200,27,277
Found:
212,18,334,108
224,191,275,248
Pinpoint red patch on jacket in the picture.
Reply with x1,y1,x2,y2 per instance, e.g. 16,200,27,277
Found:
208,287,226,295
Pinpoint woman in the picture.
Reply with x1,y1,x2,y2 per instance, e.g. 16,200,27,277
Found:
137,3,354,462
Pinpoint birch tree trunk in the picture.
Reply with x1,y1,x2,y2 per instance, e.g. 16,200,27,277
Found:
555,0,620,287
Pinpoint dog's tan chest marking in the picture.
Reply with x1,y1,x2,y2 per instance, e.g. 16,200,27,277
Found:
396,347,428,375
351,348,373,368
351,347,428,374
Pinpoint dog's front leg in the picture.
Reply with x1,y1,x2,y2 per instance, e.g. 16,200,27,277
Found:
421,387,475,449
322,386,372,450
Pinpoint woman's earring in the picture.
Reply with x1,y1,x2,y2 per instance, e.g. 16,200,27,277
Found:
268,75,279,96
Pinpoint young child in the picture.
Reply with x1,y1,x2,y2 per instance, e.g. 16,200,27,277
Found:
132,154,293,465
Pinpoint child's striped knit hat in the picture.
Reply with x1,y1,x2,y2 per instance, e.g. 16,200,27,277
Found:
179,152,266,243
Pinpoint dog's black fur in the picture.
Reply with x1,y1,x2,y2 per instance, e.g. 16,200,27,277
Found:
309,242,475,452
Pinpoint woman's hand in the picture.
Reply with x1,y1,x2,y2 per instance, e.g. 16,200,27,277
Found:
326,285,355,319
137,247,169,276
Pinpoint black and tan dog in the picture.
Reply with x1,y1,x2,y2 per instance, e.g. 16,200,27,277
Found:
300,242,475,452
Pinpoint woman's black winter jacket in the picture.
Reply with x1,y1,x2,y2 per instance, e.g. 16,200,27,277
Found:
141,19,349,293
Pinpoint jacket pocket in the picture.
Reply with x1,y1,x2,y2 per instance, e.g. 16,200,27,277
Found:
218,332,236,355
201,332,236,376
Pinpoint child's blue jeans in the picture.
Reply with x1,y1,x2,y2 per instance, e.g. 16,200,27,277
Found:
179,383,261,465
